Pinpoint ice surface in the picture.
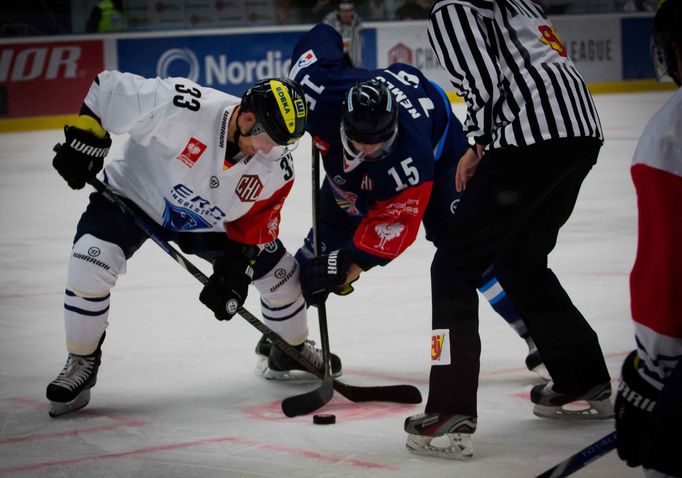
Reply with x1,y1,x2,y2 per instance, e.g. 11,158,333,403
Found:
0,91,671,477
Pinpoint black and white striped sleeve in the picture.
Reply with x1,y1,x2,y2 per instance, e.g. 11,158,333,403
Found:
428,3,501,145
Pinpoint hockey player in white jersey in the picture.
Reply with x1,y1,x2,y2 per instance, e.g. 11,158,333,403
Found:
46,71,340,417
614,1,682,476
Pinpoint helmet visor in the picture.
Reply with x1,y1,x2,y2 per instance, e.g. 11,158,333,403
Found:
251,121,300,158
340,123,397,165
651,35,674,83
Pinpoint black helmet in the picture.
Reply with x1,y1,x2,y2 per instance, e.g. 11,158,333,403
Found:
241,78,307,145
652,0,682,85
342,79,398,144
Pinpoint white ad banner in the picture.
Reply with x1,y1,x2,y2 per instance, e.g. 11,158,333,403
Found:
376,16,623,88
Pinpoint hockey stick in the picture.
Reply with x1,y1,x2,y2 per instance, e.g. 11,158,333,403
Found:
87,177,422,413
535,431,617,478
279,143,335,417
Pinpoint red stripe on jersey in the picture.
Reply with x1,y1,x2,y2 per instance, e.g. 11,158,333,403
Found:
630,163,682,338
225,180,294,245
353,181,433,259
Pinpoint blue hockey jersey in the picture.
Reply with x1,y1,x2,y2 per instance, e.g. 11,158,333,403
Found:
289,24,468,267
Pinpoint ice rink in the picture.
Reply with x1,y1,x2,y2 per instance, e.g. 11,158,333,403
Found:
0,91,672,477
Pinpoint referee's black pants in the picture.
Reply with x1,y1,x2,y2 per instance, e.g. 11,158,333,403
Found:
426,137,611,417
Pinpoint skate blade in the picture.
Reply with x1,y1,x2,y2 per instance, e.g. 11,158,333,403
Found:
261,367,342,381
405,433,473,460
48,390,91,417
533,399,614,420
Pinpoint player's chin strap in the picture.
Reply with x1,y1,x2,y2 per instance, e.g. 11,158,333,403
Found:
86,177,422,414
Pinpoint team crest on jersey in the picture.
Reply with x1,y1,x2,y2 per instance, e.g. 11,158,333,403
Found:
162,198,213,231
538,25,567,57
373,222,405,251
431,329,451,365
235,175,264,202
177,138,207,167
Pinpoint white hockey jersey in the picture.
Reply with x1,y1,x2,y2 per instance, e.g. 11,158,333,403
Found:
630,87,682,389
84,70,295,246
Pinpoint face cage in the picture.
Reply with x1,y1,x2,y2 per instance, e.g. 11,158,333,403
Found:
339,123,398,164
651,36,675,83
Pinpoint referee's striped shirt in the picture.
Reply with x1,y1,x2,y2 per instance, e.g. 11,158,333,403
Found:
428,0,604,149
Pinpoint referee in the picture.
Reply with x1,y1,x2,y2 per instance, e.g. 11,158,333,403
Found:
404,0,613,459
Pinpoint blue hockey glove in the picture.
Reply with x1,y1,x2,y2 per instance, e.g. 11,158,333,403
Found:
300,249,354,306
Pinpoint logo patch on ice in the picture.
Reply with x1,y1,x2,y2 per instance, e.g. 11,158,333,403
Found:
177,137,207,167
431,329,450,365
162,198,212,231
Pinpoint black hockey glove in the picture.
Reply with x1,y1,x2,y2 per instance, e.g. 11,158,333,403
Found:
199,242,259,321
53,125,111,190
616,350,682,475
300,249,354,307
615,350,660,468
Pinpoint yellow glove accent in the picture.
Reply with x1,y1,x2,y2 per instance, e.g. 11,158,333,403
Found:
72,115,107,139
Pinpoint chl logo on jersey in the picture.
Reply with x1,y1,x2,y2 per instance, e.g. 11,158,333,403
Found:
236,175,264,202
177,137,207,167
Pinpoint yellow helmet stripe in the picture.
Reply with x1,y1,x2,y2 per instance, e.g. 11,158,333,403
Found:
270,79,295,134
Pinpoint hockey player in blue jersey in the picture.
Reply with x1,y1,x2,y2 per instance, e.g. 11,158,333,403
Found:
254,23,547,381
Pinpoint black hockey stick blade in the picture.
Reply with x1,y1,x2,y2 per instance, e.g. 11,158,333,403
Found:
281,378,334,417
536,431,617,478
239,305,421,415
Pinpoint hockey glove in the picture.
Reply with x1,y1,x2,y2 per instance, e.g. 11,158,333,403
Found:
199,242,259,321
53,116,111,190
615,350,660,468
300,249,353,307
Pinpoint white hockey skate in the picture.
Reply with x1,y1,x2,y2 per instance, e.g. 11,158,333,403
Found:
260,339,342,381
46,334,104,417
404,413,476,460
530,381,614,419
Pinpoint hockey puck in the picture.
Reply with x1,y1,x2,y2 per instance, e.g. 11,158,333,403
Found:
313,413,336,425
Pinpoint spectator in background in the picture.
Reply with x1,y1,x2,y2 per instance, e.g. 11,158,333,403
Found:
395,0,430,19
323,0,363,67
86,0,126,33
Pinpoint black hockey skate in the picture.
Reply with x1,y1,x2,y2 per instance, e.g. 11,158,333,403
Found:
254,334,272,375
46,333,105,417
262,339,342,381
404,413,476,460
524,337,550,381
530,381,614,419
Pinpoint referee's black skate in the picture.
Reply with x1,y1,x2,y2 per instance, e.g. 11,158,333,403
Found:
530,381,614,419
262,339,342,380
404,413,476,460
46,333,105,417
